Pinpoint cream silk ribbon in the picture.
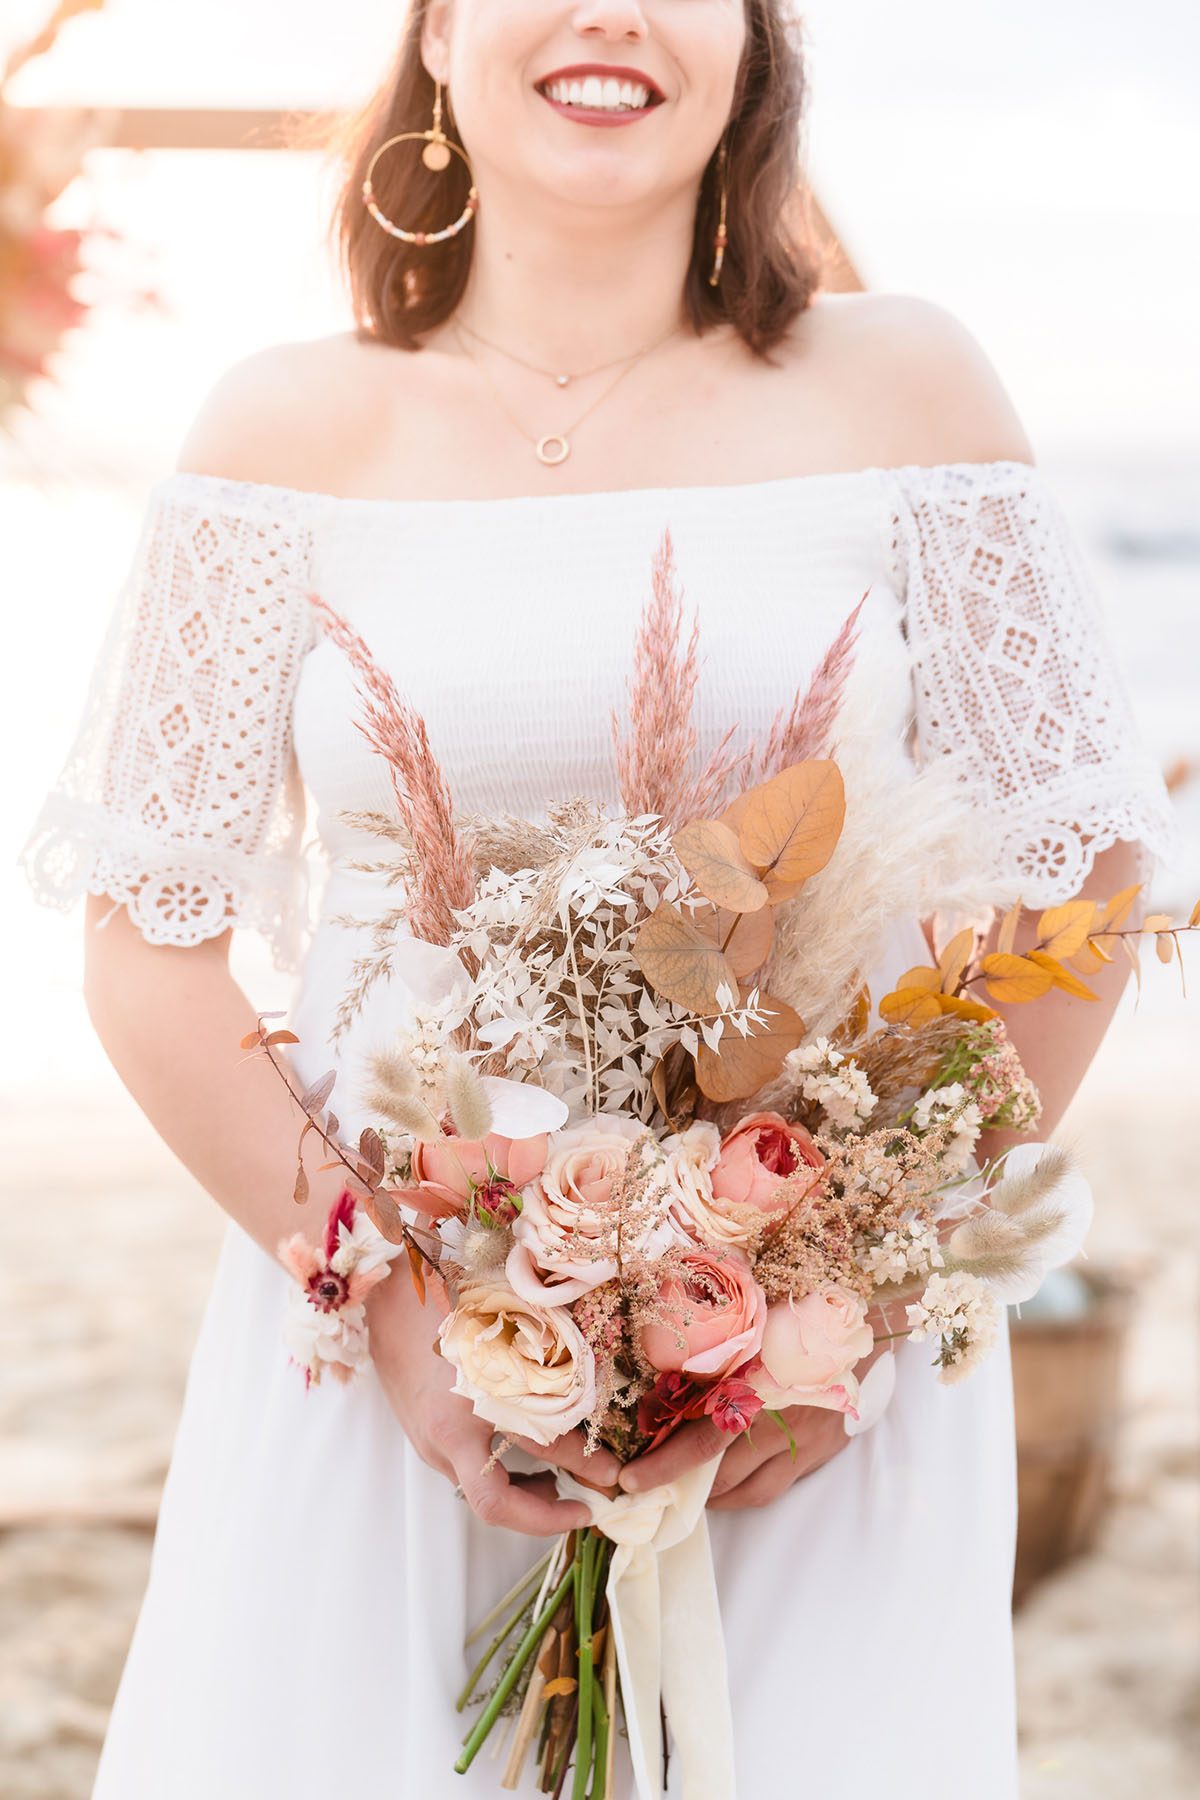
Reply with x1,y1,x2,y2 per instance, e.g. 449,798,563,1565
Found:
554,1458,735,1800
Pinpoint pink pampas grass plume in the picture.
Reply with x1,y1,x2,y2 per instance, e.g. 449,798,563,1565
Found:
307,591,475,946
746,591,867,783
611,526,743,829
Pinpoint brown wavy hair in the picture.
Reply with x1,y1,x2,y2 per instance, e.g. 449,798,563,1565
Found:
314,0,830,361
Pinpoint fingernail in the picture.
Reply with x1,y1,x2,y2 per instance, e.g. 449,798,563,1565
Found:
620,1470,640,1492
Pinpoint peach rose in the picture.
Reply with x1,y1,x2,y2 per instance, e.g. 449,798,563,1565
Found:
663,1112,824,1250
406,1130,548,1222
712,1110,824,1211
638,1247,767,1380
507,1115,674,1306
436,1280,595,1447
748,1285,874,1415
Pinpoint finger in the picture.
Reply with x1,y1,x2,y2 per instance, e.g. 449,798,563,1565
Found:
707,1422,781,1496
707,1455,797,1510
508,1429,621,1488
451,1437,592,1537
619,1415,730,1492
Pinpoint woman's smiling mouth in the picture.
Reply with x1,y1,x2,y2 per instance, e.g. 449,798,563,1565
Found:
535,65,666,127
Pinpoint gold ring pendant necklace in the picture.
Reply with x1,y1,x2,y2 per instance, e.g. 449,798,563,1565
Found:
452,316,683,466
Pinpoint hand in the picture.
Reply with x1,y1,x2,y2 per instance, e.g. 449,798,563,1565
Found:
365,1265,619,1536
706,1403,849,1508
614,1397,850,1510
618,1331,894,1509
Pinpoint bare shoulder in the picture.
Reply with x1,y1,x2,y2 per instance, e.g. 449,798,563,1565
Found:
172,330,401,492
792,290,1037,469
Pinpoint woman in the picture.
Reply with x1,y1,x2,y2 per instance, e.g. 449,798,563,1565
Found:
18,2,1177,1795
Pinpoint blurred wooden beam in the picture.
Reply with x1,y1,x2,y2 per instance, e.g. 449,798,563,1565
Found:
7,103,326,150
10,104,866,288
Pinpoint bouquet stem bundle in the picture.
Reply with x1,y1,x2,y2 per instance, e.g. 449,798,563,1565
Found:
457,1527,616,1796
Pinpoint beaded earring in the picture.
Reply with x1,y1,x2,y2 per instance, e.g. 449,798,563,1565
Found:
708,138,729,287
361,78,479,246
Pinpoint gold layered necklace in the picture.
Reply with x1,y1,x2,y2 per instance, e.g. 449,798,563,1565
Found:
451,316,683,466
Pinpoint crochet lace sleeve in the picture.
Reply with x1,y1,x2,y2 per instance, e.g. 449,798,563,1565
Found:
886,459,1179,904
17,473,321,972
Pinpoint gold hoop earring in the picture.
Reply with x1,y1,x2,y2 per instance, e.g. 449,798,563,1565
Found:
362,78,479,245
708,139,729,287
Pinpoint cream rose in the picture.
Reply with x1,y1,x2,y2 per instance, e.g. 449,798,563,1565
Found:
507,1114,674,1306
637,1246,767,1381
748,1285,874,1415
436,1280,595,1447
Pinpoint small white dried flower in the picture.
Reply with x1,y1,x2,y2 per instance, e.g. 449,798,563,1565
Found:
906,1269,1000,1383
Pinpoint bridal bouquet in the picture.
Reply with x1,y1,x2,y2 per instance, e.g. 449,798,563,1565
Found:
242,529,1197,1798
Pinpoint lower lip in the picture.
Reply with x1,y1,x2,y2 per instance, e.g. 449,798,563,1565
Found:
538,90,662,129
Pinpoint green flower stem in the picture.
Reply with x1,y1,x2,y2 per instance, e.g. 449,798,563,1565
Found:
572,1531,598,1799
590,1676,610,1800
455,1575,544,1714
463,1548,552,1650
454,1563,576,1775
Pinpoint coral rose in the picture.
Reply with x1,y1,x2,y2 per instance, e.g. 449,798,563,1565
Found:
406,1130,548,1222
637,1247,767,1380
747,1285,874,1416
436,1280,595,1447
507,1115,674,1305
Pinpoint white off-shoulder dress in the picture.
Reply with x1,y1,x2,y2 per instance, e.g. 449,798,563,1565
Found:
19,459,1176,1799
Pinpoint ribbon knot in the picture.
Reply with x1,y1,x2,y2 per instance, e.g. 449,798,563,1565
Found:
554,1460,735,1800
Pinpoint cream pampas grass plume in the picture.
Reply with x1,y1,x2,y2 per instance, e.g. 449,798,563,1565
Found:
361,1046,441,1140
612,526,743,829
764,722,1020,1042
307,592,476,946
442,1053,494,1141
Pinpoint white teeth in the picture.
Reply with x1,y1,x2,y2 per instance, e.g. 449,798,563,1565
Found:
543,76,653,112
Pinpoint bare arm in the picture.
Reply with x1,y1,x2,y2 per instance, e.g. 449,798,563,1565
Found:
82,893,335,1262
972,836,1145,1163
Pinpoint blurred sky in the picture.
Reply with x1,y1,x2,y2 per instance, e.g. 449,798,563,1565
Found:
2,0,1197,1098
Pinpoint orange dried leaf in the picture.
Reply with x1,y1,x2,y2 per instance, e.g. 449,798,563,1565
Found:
1190,897,1200,929
736,760,846,897
830,985,872,1046
672,819,769,913
935,994,998,1024
894,965,943,994
693,991,804,1102
980,953,1055,1004
1097,883,1143,933
264,1029,300,1047
634,903,737,1012
1156,933,1176,965
407,1241,427,1304
1025,949,1099,1001
239,1029,263,1050
1142,912,1173,934
543,1678,578,1700
996,900,1024,957
878,988,944,1026
293,1163,309,1205
716,788,754,837
1071,940,1109,974
1034,901,1096,959
692,899,775,980
937,927,976,995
